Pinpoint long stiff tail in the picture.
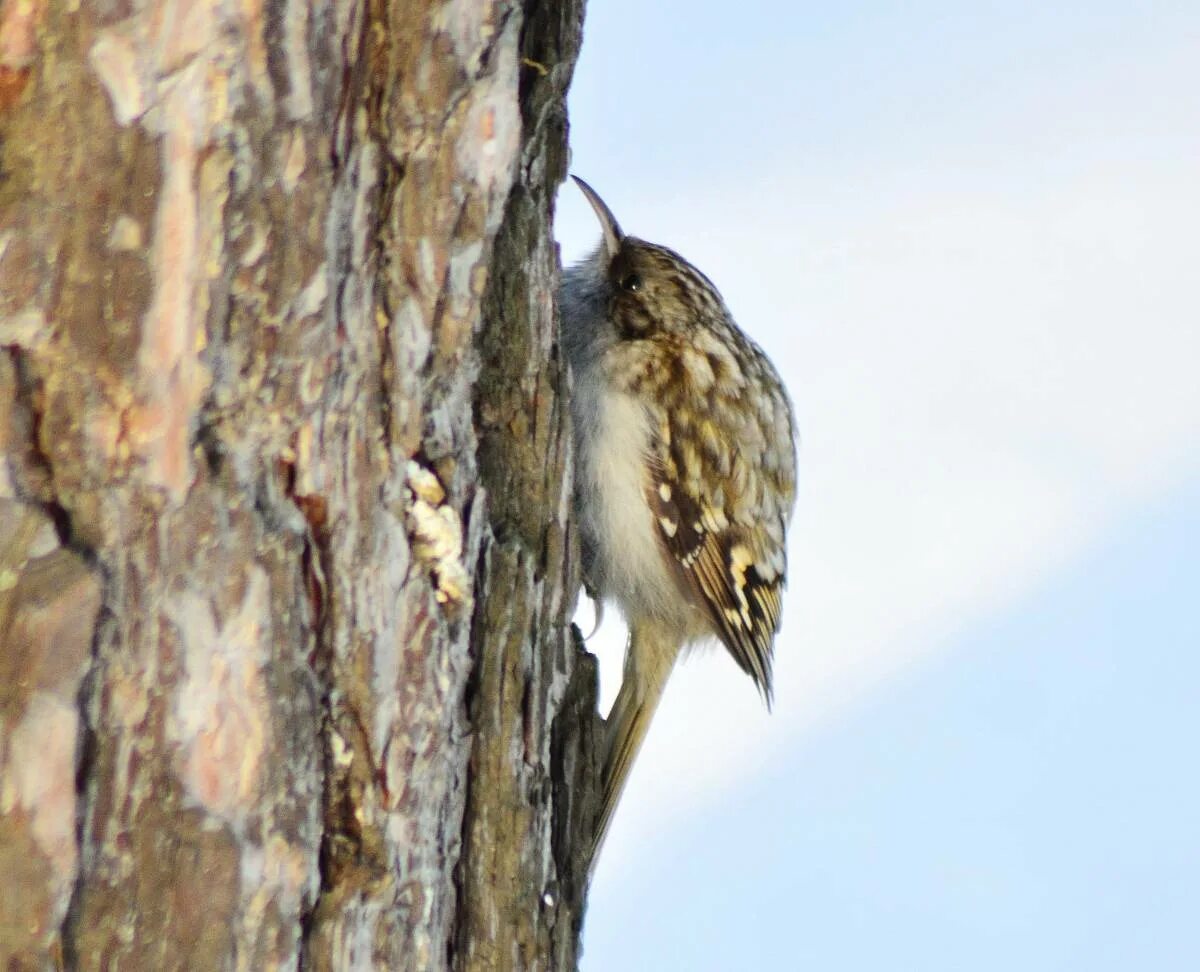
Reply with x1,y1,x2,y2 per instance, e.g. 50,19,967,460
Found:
591,620,679,870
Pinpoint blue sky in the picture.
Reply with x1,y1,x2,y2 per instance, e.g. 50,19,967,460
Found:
555,2,1200,969
584,478,1200,971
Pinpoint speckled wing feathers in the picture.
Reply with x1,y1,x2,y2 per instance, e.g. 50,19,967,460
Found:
643,320,795,703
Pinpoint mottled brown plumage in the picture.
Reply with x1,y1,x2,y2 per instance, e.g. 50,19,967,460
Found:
559,178,797,867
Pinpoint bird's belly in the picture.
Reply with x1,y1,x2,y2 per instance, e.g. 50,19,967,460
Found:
582,389,695,631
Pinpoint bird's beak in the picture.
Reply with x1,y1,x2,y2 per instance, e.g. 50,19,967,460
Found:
572,175,624,262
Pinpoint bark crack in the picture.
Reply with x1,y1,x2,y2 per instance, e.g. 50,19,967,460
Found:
2,349,106,964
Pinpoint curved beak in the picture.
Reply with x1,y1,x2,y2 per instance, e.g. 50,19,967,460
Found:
572,176,624,261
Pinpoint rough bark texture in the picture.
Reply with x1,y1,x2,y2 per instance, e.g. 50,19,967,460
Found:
0,0,597,968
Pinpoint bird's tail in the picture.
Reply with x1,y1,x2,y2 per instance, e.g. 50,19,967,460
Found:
591,620,678,871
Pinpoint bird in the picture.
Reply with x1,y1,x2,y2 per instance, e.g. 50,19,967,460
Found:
558,176,797,865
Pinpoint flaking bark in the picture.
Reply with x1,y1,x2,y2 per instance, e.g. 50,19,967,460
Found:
0,0,598,968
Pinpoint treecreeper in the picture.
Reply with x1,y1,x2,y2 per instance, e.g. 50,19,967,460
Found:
559,177,798,866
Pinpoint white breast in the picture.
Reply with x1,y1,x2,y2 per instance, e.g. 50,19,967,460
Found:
580,386,681,624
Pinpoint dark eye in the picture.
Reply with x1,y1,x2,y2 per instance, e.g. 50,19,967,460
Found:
619,272,642,292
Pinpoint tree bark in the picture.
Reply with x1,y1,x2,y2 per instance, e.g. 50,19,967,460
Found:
0,0,597,968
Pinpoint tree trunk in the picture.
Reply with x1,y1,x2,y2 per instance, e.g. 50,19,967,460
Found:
0,0,598,967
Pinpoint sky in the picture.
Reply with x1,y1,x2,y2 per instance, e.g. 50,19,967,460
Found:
553,2,1200,969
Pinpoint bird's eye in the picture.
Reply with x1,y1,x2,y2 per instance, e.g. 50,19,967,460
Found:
619,272,642,293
